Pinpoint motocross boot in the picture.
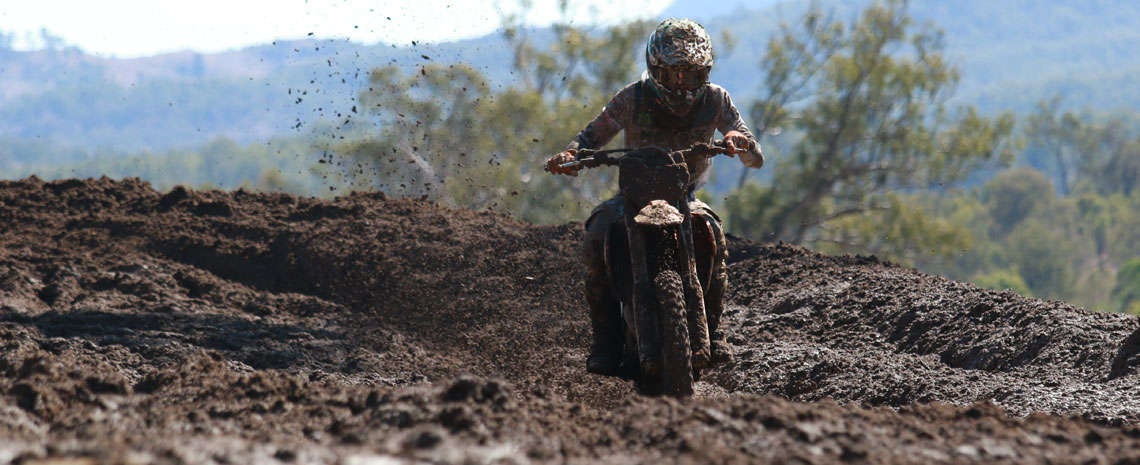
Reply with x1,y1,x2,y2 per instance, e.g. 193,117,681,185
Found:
705,257,734,364
584,273,623,376
705,217,734,364
583,200,624,376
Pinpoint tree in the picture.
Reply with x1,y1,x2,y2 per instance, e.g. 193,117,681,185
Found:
1099,138,1140,197
1076,120,1140,197
1025,100,1140,198
1024,97,1083,196
1112,258,1140,314
972,268,1032,297
731,0,1016,256
332,8,654,223
1002,219,1077,300
982,168,1054,237
819,192,973,266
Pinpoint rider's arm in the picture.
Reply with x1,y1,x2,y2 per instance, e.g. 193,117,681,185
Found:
565,84,634,152
714,87,765,169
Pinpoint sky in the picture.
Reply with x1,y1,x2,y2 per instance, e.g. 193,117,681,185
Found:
0,0,668,58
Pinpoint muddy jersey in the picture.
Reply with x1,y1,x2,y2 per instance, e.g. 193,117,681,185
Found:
566,79,764,189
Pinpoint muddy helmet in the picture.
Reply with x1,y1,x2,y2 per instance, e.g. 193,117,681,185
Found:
645,18,713,115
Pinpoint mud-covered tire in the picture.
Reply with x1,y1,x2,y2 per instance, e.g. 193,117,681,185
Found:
654,270,693,397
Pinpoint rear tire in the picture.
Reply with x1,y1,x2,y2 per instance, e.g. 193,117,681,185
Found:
654,270,693,397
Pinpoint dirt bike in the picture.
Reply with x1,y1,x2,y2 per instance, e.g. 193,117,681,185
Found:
554,141,731,396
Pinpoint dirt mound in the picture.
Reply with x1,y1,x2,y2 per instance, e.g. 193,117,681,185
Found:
3,177,1140,463
717,244,1140,424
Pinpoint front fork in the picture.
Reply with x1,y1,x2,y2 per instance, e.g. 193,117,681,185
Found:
622,198,711,375
678,200,711,370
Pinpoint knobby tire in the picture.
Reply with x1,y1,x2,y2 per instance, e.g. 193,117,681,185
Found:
654,270,694,397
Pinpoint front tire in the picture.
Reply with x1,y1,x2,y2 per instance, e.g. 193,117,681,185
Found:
654,270,693,397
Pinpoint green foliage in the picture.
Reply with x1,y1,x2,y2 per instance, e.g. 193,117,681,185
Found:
982,168,1054,237
1072,120,1140,197
730,0,1015,258
819,192,973,266
328,14,654,223
910,162,1140,311
971,268,1032,296
1024,97,1083,194
9,0,1140,318
1112,259,1140,314
722,181,778,240
1,9,654,225
1002,220,1078,300
10,0,1140,161
3,136,337,196
1024,100,1140,197
699,0,1140,114
915,166,1106,305
717,2,1140,311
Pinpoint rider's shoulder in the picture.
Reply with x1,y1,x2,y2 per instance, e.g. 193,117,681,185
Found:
704,84,739,110
616,81,641,97
706,83,731,99
604,81,642,108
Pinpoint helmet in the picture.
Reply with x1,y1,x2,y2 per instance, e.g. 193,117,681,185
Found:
645,18,713,115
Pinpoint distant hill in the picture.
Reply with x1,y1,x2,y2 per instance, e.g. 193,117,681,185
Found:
4,0,1140,159
0,36,515,154
661,0,785,21
689,0,1140,113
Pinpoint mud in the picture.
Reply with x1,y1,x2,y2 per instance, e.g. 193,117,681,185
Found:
3,177,1140,464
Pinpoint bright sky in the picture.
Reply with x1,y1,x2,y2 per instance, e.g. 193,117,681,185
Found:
0,0,668,58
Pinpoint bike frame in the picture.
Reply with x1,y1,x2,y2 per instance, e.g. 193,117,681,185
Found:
559,142,728,395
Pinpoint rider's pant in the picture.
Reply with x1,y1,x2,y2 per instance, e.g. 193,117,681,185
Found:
583,197,625,355
582,195,729,347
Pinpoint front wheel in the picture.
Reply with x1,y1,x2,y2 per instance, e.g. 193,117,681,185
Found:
654,270,693,397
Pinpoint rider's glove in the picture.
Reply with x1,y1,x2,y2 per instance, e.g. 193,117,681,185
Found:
545,149,579,176
722,131,753,157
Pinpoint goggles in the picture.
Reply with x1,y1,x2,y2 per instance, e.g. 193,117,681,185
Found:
649,65,710,92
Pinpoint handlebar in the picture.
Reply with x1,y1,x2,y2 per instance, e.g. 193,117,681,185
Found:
552,140,731,172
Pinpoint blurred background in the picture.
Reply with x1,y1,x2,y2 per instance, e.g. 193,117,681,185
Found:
4,0,1140,313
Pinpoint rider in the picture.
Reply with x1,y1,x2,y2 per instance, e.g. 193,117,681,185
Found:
546,18,764,376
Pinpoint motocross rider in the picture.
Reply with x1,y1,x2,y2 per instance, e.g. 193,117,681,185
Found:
546,18,764,376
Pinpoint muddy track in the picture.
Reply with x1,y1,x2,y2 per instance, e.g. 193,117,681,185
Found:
2,177,1140,464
